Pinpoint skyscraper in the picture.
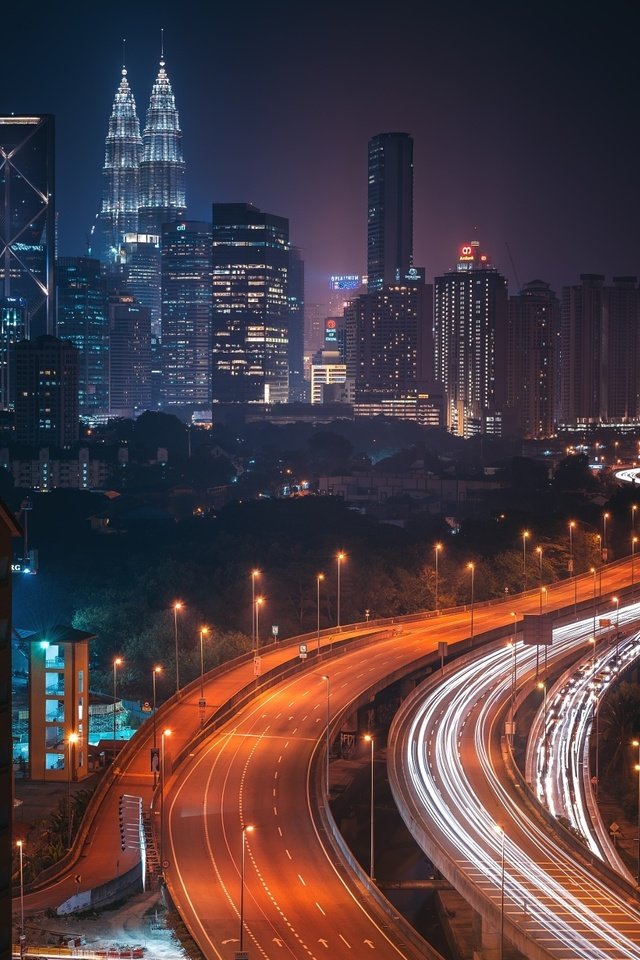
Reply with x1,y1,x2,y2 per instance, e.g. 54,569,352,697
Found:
0,115,55,337
15,336,79,447
108,294,151,418
367,133,413,292
0,297,27,410
118,232,161,336
93,66,142,265
211,203,289,403
161,220,212,407
507,280,559,438
139,55,186,236
434,242,508,436
606,277,640,421
288,247,306,401
56,257,109,419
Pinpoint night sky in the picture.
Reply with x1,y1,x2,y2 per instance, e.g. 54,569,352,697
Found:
4,0,640,304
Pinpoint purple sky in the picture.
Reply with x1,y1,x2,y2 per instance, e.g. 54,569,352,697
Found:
5,0,640,305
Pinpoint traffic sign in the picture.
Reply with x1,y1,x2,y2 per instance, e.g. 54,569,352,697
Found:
253,655,262,676
299,642,307,660
272,625,279,637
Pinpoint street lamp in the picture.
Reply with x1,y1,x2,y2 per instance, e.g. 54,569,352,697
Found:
602,512,610,563
632,504,638,536
321,675,331,795
536,546,543,604
633,536,638,594
152,666,162,781
568,521,577,616
251,569,260,647
112,657,123,750
633,740,640,882
199,626,209,700
17,840,25,957
316,573,324,651
67,732,78,848
160,728,171,879
468,562,475,642
255,596,264,651
495,824,505,960
336,551,346,629
612,596,620,659
239,824,255,953
522,530,530,592
537,681,547,770
363,733,375,880
173,601,183,693
434,542,442,612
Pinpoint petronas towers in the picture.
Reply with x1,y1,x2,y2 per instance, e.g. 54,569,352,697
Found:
93,52,186,263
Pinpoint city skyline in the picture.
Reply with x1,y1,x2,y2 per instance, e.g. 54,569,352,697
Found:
3,1,640,303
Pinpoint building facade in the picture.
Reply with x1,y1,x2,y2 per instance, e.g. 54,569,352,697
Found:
15,336,79,447
161,220,212,407
118,232,162,337
434,242,508,436
56,257,109,419
367,132,413,291
138,57,186,236
211,203,289,403
0,297,27,410
507,280,559,437
0,115,55,337
108,294,151,417
288,246,306,401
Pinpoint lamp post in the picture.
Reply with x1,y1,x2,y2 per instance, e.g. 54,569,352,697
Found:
112,657,123,751
160,728,171,879
633,740,640,882
633,536,638,595
522,530,529,592
434,542,442,611
336,551,346,629
152,666,161,782
590,567,597,648
536,546,543,603
468,562,475,643
495,825,505,960
613,596,620,660
17,840,25,957
364,733,375,880
537,681,547,770
67,732,78,848
255,597,264,651
239,824,255,953
569,521,576,616
321,675,331,795
199,626,209,700
251,569,260,648
173,601,183,692
602,512,610,563
633,504,638,537
316,573,324,651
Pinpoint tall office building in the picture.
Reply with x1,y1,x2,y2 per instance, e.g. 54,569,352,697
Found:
93,66,142,264
139,56,186,236
288,247,305,401
56,257,109,419
211,203,289,403
0,115,55,337
0,297,27,410
161,220,212,407
367,133,413,291
108,294,151,417
15,335,79,447
118,232,161,336
507,280,559,437
434,242,508,436
604,277,639,421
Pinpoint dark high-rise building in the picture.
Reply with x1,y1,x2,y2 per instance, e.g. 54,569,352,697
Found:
211,203,289,403
93,66,142,265
0,115,55,337
345,271,432,402
56,257,109,419
507,280,559,438
118,232,161,337
161,220,212,407
0,297,27,410
15,335,79,447
288,247,305,401
108,294,151,418
605,277,640,421
367,133,413,292
434,242,508,436
139,56,186,237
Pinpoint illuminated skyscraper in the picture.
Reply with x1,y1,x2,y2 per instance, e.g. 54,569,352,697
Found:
0,296,27,410
118,232,161,336
0,115,55,337
367,133,413,292
93,66,142,264
15,336,79,447
434,242,508,436
211,203,289,403
139,55,186,236
108,294,151,418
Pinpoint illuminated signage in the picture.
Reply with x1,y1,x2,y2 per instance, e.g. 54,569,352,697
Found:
325,318,338,343
176,224,186,232
330,275,361,291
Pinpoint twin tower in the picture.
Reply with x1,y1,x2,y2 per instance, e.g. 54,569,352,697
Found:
92,53,186,263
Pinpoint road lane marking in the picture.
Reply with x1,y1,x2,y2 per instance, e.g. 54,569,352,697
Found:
298,873,306,885
316,902,325,915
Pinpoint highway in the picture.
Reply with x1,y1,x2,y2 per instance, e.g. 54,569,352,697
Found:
389,598,640,959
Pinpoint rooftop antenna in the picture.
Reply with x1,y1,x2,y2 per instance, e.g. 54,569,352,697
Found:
122,37,126,74
161,27,164,63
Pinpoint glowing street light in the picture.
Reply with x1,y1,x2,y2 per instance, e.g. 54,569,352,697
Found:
612,596,620,659
632,503,638,535
316,573,325,650
239,824,255,953
434,542,442,612
199,626,209,700
468,562,475,642
112,657,123,750
173,601,183,692
152,664,162,753
251,569,260,647
522,530,530,592
17,840,25,957
255,596,264,650
568,521,576,616
160,728,171,879
67,731,79,848
602,512,610,563
363,733,375,880
336,552,346,629
321,675,331,795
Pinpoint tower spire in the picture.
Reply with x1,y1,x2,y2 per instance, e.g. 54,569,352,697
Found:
161,27,164,62
122,37,126,72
